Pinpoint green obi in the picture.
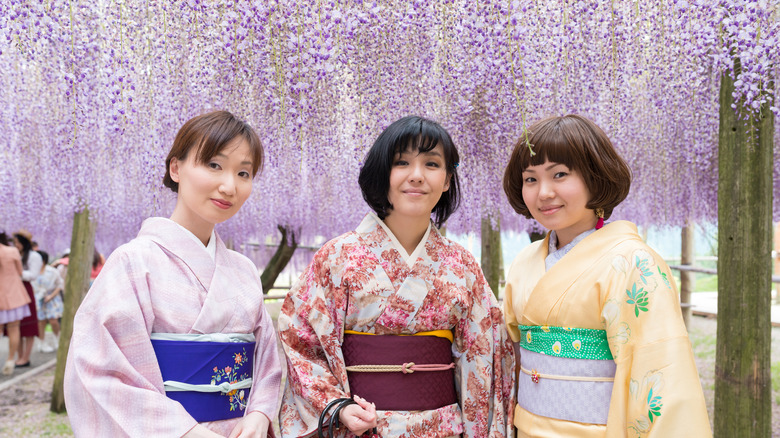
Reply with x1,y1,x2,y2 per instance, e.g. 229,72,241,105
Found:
519,325,613,361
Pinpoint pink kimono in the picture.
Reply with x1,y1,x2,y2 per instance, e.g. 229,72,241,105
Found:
64,217,281,437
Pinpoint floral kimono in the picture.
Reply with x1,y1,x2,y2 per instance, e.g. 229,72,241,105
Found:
278,213,515,438
504,220,711,437
64,217,281,437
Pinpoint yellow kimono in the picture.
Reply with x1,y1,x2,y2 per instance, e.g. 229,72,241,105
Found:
504,221,711,437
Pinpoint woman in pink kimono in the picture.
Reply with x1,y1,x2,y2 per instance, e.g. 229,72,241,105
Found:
278,116,515,438
65,111,282,438
502,114,711,437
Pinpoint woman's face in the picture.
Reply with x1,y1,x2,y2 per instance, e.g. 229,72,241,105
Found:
521,160,597,247
169,137,254,235
13,237,22,252
386,144,450,222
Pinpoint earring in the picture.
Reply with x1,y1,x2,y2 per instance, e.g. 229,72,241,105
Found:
595,208,605,230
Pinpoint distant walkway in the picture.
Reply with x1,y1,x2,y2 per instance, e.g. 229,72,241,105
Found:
0,334,58,388
689,292,780,327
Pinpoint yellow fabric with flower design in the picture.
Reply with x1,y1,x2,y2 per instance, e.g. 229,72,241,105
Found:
504,221,711,437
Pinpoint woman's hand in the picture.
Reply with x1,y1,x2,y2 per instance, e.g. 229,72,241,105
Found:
338,395,377,436
227,411,270,438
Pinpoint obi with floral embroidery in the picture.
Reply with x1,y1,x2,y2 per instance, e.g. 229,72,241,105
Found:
518,325,616,424
151,333,255,422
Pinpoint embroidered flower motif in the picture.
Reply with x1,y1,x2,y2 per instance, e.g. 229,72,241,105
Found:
635,256,653,285
541,325,550,332
647,388,663,423
531,369,540,383
526,331,533,343
552,341,561,355
657,266,671,289
626,283,649,317
210,348,251,413
572,339,582,351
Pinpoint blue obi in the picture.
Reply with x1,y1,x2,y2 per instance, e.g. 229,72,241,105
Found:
151,333,255,422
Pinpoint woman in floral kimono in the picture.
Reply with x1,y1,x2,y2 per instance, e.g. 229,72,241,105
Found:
502,114,711,437
65,111,281,438
278,116,515,438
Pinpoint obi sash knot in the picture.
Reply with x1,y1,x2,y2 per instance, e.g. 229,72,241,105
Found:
151,333,255,422
517,326,616,425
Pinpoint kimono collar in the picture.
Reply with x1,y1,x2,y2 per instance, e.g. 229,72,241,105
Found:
360,213,433,268
171,221,217,261
136,217,222,290
545,226,600,271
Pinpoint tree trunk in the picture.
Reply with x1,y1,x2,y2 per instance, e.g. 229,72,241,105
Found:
51,208,97,413
774,223,780,304
481,215,502,299
680,220,695,328
714,68,773,437
260,225,299,293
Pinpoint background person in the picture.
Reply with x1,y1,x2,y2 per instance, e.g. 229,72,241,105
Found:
32,250,64,353
12,230,40,368
0,231,32,375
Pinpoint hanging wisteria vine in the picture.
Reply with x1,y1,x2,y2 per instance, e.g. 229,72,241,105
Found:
0,0,778,253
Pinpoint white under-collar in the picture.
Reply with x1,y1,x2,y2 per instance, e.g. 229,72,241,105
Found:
168,219,217,261
370,213,431,268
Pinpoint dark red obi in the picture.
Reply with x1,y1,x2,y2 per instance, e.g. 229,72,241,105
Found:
342,333,457,411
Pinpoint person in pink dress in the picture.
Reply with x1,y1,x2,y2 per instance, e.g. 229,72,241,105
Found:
0,231,32,375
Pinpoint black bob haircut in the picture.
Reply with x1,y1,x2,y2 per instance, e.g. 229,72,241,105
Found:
358,115,461,228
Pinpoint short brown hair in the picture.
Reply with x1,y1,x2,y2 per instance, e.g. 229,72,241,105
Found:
503,114,631,219
163,111,264,192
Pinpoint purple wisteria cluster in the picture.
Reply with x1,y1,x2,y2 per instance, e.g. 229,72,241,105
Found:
0,0,778,253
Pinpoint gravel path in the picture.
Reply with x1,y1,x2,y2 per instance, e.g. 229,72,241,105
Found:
1,315,778,436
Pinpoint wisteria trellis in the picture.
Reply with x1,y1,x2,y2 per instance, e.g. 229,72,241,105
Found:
0,0,778,254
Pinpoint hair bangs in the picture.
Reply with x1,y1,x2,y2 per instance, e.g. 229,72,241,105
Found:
521,121,582,172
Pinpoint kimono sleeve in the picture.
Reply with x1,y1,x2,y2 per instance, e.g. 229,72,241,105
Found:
245,263,283,425
453,257,516,438
503,254,524,343
601,246,712,437
277,245,349,438
64,249,198,437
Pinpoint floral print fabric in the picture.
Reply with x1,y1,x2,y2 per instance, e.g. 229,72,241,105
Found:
278,213,515,438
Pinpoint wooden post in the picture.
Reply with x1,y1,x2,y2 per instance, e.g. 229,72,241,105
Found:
51,208,96,413
481,215,502,299
713,67,772,437
680,220,695,328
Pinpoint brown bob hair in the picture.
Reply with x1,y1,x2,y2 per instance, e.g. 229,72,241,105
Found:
503,114,631,220
163,111,264,192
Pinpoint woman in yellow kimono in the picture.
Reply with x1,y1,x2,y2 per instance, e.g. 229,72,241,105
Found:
502,114,711,437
